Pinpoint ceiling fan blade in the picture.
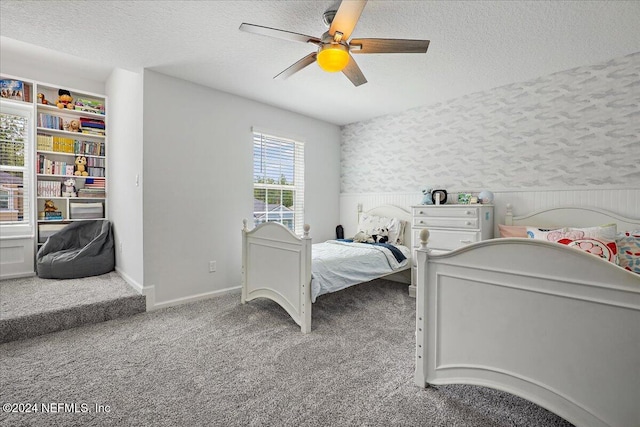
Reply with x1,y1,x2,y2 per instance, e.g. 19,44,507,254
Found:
342,54,367,87
329,0,367,41
239,23,321,45
350,38,430,54
274,53,318,80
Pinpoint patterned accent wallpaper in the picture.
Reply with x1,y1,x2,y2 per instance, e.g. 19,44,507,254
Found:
341,52,640,194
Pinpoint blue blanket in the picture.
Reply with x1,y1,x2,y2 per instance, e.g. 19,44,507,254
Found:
337,239,407,263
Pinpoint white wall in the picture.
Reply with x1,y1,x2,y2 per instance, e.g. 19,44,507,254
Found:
0,39,105,96
143,70,341,307
105,68,145,299
339,52,640,230
341,52,640,194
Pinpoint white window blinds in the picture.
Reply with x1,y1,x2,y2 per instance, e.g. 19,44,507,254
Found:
252,130,304,235
0,103,32,229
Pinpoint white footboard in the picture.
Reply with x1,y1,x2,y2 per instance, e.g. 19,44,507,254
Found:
242,220,312,333
415,230,640,427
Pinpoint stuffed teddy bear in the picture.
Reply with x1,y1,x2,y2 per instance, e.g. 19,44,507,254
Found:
56,89,75,110
62,177,77,197
43,199,58,212
372,227,389,244
353,231,374,244
74,156,89,176
67,119,81,133
420,188,434,205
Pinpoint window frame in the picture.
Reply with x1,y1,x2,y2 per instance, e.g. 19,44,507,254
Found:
0,101,34,238
252,129,304,235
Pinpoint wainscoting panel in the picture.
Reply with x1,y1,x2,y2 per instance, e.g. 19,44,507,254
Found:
0,238,35,279
340,188,640,237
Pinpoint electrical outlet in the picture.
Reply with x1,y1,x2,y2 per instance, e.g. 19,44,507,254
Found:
209,260,216,273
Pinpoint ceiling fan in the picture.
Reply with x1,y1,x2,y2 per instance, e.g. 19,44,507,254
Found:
239,0,430,87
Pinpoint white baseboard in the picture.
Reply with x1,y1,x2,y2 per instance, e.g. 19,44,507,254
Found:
0,271,36,280
115,267,142,292
115,267,155,311
152,286,241,310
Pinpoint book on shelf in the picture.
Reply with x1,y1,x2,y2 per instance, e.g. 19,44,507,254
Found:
84,178,105,188
38,155,75,176
74,98,105,115
77,190,106,198
37,180,62,197
39,211,63,220
75,140,105,156
80,128,106,136
38,113,64,130
0,79,25,101
79,117,105,127
37,134,105,156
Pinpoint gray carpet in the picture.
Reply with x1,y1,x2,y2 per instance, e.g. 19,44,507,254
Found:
0,279,573,427
0,272,146,343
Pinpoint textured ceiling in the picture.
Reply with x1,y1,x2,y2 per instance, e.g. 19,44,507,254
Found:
1,1,639,125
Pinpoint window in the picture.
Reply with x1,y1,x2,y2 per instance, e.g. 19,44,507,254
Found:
253,129,304,235
0,105,31,227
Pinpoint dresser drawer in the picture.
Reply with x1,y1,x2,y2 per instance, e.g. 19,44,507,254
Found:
412,216,478,229
413,228,480,251
412,206,479,218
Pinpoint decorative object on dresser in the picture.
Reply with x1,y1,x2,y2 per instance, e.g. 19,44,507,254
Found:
409,203,494,297
419,187,433,205
414,204,640,427
478,189,494,204
431,189,447,205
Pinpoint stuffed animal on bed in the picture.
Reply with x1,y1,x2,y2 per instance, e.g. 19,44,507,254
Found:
420,188,434,205
372,227,389,244
353,231,374,243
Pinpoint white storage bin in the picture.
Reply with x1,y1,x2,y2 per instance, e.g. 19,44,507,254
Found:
70,202,104,219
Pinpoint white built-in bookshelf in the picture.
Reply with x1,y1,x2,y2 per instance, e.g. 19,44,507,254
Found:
35,83,107,245
1,76,108,247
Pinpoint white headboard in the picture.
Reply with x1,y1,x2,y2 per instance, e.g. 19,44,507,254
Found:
358,204,412,246
504,204,640,232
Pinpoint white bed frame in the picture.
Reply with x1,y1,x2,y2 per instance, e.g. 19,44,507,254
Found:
241,205,412,333
415,204,640,427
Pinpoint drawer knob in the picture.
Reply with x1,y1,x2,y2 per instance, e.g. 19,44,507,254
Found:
419,211,423,214
465,210,471,215
460,239,472,244
466,221,471,225
419,220,424,224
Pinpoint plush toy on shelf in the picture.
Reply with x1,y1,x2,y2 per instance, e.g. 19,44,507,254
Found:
56,89,75,109
62,177,77,197
37,93,49,105
43,199,58,212
68,119,81,132
74,156,89,176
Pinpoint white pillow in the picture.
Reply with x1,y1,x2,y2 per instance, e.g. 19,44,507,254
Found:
526,224,617,242
526,224,619,264
357,214,406,246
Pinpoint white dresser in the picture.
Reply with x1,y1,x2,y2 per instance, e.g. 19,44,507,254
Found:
409,204,494,296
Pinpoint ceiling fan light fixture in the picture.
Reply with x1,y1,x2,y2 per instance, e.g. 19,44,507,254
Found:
317,43,349,73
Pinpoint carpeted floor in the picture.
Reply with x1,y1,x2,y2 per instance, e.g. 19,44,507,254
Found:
0,279,573,427
0,272,146,343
